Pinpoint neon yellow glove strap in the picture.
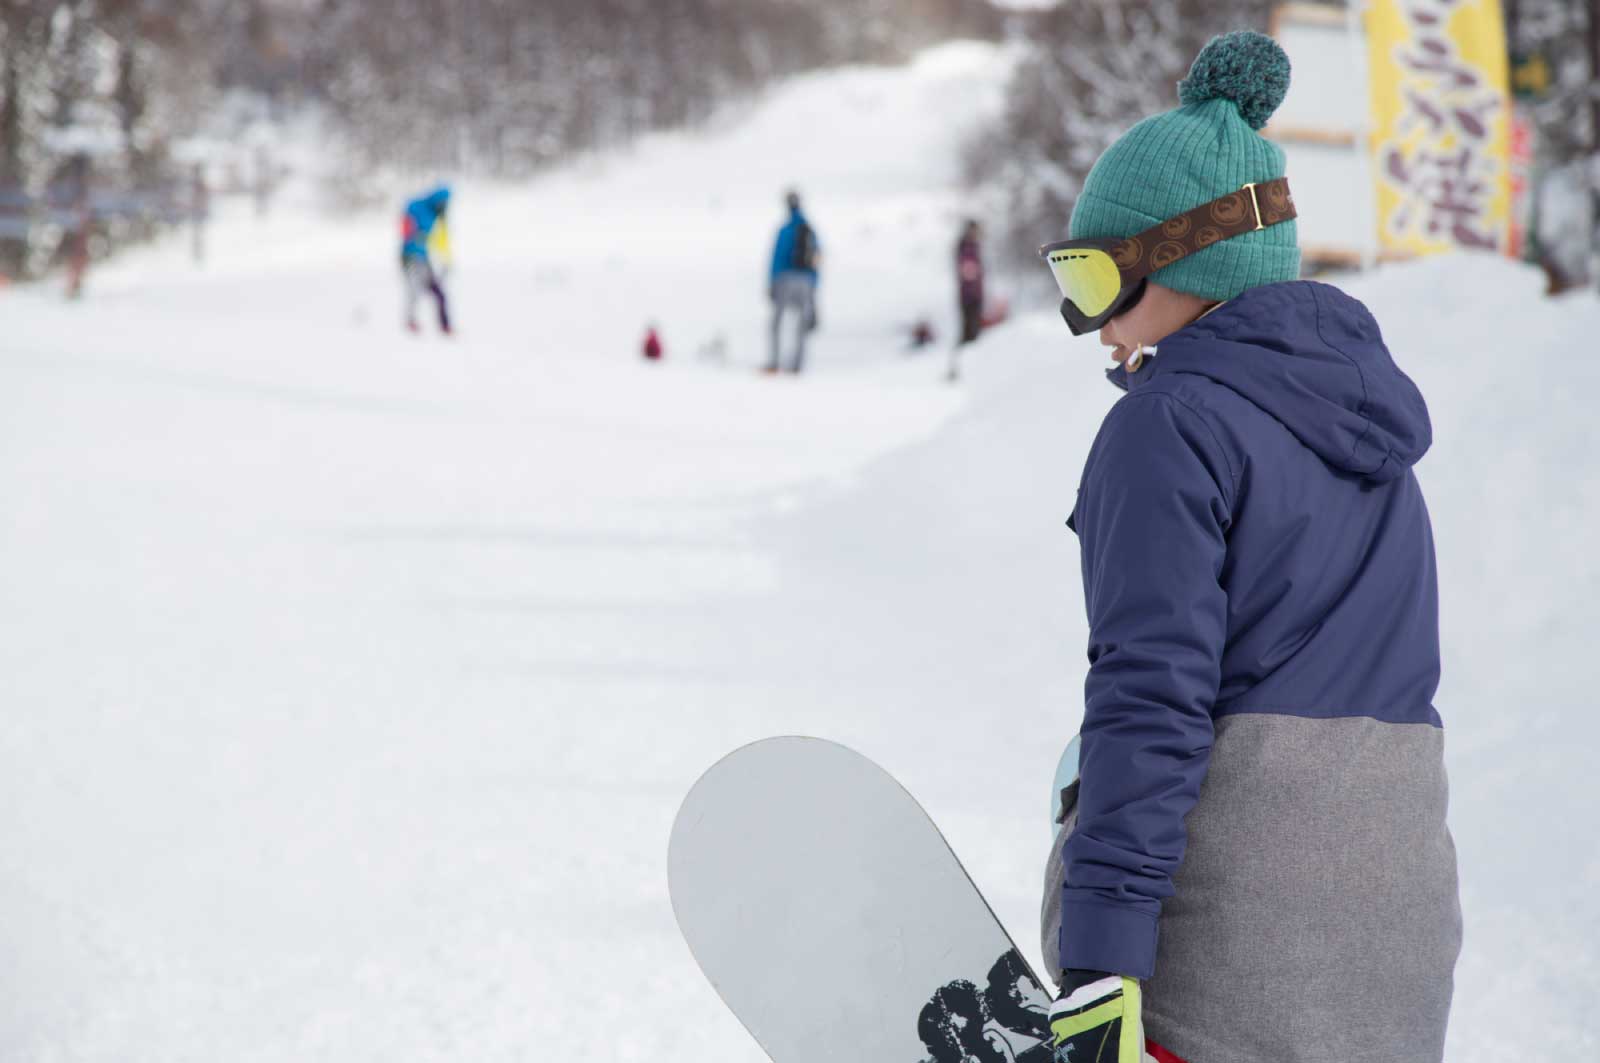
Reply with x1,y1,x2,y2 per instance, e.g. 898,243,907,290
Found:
1048,976,1143,1063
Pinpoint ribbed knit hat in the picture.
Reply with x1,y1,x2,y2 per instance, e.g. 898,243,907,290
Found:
1069,31,1301,302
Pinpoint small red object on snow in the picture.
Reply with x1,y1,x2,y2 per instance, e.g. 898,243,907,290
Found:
642,327,663,361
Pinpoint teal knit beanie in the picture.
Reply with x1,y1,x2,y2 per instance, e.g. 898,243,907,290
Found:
1069,31,1301,302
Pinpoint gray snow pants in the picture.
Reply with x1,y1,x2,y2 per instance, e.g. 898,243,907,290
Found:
403,255,450,332
1041,713,1461,1063
767,272,816,373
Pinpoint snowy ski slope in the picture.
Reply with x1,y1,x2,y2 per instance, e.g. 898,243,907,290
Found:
3,40,1597,1061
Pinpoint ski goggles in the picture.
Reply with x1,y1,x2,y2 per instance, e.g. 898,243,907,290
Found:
1039,178,1297,335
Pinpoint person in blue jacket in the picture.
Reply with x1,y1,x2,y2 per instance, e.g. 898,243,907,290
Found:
400,184,451,335
766,190,819,374
1037,33,1460,1063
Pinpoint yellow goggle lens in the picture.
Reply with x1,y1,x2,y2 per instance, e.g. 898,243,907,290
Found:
1042,247,1124,318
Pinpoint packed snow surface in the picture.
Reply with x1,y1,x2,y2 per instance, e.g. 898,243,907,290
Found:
3,40,1596,1061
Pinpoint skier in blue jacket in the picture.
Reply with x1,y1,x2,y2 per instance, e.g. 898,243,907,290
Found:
400,184,451,334
766,190,820,374
1037,33,1460,1063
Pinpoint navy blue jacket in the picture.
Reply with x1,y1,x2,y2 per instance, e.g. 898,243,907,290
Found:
1059,280,1439,978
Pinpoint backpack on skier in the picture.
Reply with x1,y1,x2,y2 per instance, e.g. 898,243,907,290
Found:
791,222,818,272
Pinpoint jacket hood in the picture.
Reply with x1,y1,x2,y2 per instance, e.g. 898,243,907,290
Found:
1114,281,1431,482
425,185,451,213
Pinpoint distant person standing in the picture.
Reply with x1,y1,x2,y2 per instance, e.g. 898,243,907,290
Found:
948,219,985,382
400,184,452,335
766,190,820,374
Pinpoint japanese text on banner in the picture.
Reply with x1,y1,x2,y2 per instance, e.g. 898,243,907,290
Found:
1366,0,1512,255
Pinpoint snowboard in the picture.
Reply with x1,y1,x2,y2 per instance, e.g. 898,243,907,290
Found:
668,736,1056,1063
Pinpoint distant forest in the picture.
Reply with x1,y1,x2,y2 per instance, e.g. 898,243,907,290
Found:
0,0,1001,276
0,0,1002,190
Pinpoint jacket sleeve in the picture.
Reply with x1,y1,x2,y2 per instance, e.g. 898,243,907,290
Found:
1060,392,1233,980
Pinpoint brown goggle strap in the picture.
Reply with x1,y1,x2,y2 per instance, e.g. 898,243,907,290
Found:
1109,177,1296,283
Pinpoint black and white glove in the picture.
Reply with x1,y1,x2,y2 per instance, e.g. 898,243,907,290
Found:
1048,969,1145,1063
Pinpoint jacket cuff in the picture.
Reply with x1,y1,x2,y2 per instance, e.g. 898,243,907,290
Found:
1058,895,1159,980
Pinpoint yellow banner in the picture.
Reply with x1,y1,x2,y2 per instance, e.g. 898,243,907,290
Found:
1366,0,1511,256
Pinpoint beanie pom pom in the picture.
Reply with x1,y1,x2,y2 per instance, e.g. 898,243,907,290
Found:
1178,31,1290,131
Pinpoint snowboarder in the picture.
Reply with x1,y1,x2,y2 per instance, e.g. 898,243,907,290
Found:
400,184,452,335
766,190,819,374
948,218,985,382
1038,32,1460,1063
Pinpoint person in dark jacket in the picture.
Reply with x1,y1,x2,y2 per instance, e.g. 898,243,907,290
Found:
1037,33,1460,1063
766,190,820,374
948,219,984,383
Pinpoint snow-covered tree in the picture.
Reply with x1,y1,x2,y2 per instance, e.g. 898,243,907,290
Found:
965,0,1275,268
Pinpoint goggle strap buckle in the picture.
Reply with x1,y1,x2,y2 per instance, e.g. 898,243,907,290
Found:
1243,182,1265,232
